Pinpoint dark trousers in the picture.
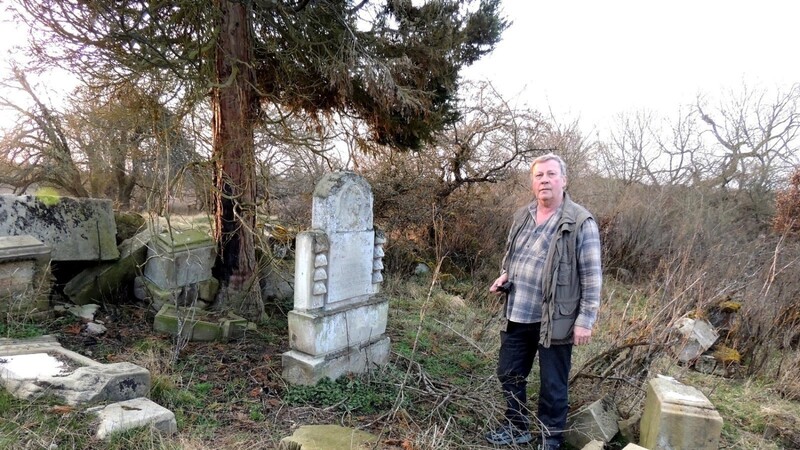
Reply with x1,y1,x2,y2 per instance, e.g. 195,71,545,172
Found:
497,321,572,444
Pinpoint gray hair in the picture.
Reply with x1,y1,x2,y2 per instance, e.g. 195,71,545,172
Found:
531,153,567,178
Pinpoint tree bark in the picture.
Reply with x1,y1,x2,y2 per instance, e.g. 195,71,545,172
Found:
211,0,264,321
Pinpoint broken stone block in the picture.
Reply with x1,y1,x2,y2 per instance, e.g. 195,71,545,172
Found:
153,304,249,342
63,232,149,305
0,337,150,405
618,413,640,444
143,229,215,290
67,303,100,321
85,322,107,336
0,194,119,261
566,395,620,449
91,397,177,440
621,444,648,450
278,424,378,450
0,235,51,316
672,317,718,363
640,376,723,450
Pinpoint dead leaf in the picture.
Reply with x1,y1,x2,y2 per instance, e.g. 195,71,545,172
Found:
49,405,75,415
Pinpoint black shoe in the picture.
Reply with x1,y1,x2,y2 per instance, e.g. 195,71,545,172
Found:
485,425,534,446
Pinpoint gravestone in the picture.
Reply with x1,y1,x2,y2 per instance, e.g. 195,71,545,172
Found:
0,235,51,316
0,194,118,261
282,172,389,385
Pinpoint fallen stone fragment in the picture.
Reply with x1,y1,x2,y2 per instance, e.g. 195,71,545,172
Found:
90,397,176,440
278,424,378,450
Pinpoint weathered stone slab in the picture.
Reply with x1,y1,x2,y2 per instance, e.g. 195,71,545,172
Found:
143,229,215,290
0,235,51,315
64,232,149,305
282,336,390,386
278,424,378,450
640,376,723,450
288,298,388,356
153,304,249,342
0,195,119,261
673,318,718,362
0,337,150,405
566,396,620,449
90,397,177,440
326,231,376,304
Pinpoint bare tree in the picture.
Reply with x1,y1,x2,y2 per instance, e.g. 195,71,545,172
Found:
15,0,507,320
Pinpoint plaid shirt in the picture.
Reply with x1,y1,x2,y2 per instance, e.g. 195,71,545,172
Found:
504,201,602,329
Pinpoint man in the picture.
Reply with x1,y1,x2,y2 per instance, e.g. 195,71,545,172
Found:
485,154,602,449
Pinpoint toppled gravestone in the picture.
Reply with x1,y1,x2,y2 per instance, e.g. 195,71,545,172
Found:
0,235,51,316
0,194,119,261
0,335,149,405
63,231,150,305
278,424,379,450
566,395,620,449
672,317,718,363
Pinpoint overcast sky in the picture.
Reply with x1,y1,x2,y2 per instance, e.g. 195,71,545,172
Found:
2,1,798,134
462,0,800,132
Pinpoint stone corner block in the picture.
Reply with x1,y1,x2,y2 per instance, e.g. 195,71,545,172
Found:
92,397,177,440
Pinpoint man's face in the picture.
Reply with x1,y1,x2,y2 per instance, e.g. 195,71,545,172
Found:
530,159,566,204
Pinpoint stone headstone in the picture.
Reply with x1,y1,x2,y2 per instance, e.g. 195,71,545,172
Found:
639,375,723,450
283,172,388,385
0,194,119,261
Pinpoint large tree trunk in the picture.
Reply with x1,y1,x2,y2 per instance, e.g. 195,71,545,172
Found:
210,0,264,321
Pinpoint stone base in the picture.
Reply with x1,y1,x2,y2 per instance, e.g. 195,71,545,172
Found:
288,297,388,356
153,304,249,342
282,336,390,385
90,397,177,440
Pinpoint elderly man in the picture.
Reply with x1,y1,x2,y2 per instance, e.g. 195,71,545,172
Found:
485,154,602,449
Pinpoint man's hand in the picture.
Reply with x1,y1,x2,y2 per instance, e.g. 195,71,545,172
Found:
573,326,592,346
489,273,509,294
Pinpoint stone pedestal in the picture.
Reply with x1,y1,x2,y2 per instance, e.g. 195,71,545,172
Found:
283,172,388,385
0,235,51,316
143,229,215,290
640,376,723,450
